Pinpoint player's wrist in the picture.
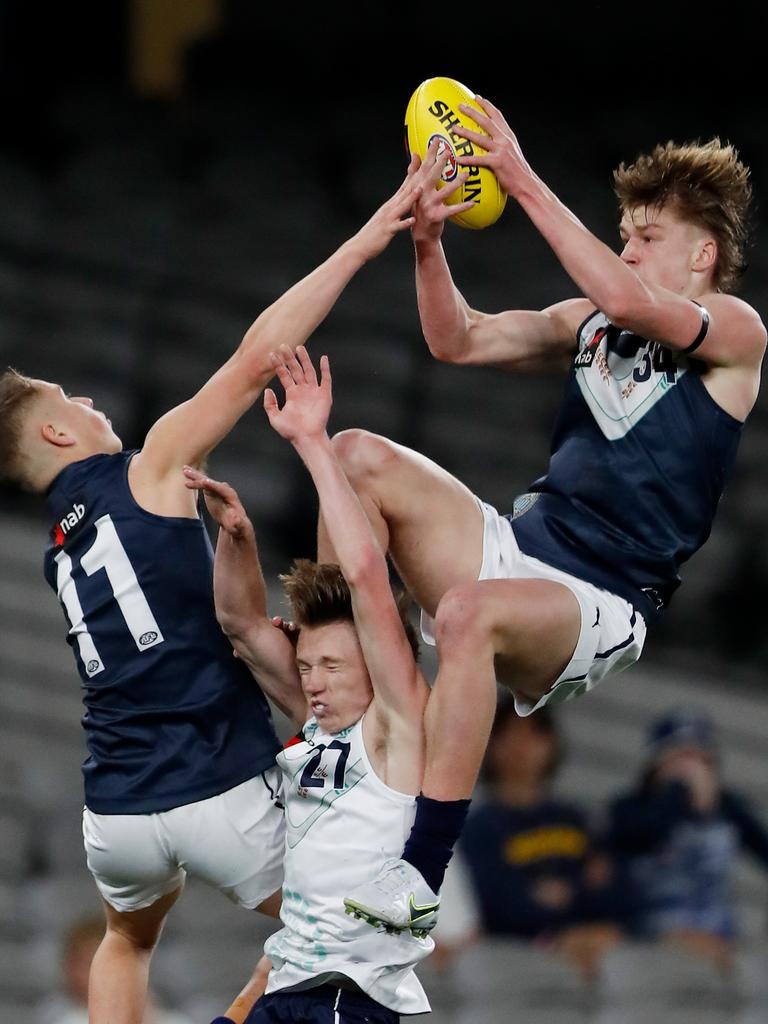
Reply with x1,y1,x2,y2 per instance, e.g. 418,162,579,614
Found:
293,432,332,459
341,231,382,266
413,234,444,257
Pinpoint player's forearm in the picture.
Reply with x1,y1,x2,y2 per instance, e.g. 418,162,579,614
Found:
414,238,474,360
294,433,386,586
513,172,649,322
236,239,370,383
213,525,269,639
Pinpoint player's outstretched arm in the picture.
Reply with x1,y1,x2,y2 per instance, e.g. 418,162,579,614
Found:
264,346,428,728
452,97,766,370
183,466,306,724
132,162,425,497
411,141,587,370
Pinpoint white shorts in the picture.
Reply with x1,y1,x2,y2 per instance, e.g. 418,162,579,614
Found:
83,770,285,913
421,499,647,716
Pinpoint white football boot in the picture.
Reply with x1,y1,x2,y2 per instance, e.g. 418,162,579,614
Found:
343,858,440,938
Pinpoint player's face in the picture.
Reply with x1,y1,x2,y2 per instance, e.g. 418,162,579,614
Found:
296,621,374,734
619,205,713,294
33,380,122,453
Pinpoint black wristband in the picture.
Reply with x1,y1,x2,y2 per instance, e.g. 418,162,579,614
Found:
684,302,710,354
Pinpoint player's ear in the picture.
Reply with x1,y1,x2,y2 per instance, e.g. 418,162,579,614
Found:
40,421,77,448
693,237,717,275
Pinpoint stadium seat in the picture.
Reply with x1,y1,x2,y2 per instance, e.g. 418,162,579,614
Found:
22,872,103,933
164,877,279,943
152,937,267,1005
451,939,589,1012
596,942,734,1010
593,1009,735,1024
0,999,38,1024
733,940,768,1004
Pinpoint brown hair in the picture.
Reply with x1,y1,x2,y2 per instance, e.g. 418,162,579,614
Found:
613,138,753,292
0,368,42,488
280,559,420,660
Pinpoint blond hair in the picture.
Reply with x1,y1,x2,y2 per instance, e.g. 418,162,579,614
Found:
0,368,42,488
613,139,753,292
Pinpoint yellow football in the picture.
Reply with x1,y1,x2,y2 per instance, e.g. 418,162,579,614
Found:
404,77,507,230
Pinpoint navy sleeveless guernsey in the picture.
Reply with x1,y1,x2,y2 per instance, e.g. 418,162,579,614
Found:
43,451,280,814
510,310,743,622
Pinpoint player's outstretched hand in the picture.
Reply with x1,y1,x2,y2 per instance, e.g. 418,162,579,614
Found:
350,154,423,260
183,466,253,539
453,96,530,198
264,344,332,445
411,137,476,244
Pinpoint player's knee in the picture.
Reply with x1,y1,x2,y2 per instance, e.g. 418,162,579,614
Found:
434,583,494,653
331,429,400,486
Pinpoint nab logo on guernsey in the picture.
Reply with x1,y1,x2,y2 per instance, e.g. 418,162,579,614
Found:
52,501,87,547
574,327,607,369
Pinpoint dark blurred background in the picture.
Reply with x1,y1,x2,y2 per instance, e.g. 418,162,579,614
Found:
1,4,767,1022
2,1,766,674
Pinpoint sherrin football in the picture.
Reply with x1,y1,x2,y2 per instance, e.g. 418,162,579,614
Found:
405,77,507,230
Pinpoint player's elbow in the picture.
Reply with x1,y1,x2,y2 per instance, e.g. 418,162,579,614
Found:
423,328,471,364
343,540,387,590
215,606,253,645
600,283,654,329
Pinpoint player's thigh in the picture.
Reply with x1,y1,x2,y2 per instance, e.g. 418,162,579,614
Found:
173,771,285,910
101,884,182,950
83,807,185,913
436,577,582,700
333,429,484,616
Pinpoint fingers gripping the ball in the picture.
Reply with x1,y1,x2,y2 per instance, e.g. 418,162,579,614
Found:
405,78,507,229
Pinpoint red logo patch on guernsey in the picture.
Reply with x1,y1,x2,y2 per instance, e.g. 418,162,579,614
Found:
283,732,304,749
51,500,87,546
428,133,458,181
574,326,607,369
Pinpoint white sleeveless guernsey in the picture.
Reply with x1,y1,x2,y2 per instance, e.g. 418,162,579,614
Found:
265,714,432,1014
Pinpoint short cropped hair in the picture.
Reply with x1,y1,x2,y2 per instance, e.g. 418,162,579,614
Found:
613,139,753,292
280,559,420,661
0,368,42,488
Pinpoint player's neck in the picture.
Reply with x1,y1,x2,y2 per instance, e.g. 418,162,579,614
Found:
38,444,121,492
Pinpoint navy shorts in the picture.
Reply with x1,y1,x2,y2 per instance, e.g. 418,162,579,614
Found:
234,983,399,1023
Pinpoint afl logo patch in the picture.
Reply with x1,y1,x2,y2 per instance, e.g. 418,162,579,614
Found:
139,631,159,646
86,659,102,674
511,493,541,520
428,133,458,181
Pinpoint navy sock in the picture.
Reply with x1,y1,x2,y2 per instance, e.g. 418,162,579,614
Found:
402,794,471,894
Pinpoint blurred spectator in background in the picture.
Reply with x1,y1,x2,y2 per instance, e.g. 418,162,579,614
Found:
448,700,624,977
605,709,768,968
38,916,191,1024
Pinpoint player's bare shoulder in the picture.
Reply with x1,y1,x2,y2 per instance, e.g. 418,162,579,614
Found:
704,292,767,363
692,292,766,422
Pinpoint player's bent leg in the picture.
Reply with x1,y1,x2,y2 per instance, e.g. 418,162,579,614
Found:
321,429,484,616
89,885,182,1024
424,577,581,799
344,578,581,936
